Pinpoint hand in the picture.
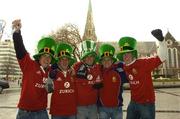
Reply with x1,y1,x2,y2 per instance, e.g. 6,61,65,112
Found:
151,29,164,41
12,19,22,32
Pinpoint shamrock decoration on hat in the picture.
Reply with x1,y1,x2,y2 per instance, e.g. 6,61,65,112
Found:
116,36,138,61
55,42,76,66
33,37,56,64
80,39,97,60
99,44,117,63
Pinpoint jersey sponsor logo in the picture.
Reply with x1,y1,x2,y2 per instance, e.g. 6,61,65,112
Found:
36,70,41,75
87,74,93,80
43,77,48,84
88,80,95,85
35,83,45,88
129,74,133,80
95,75,101,83
128,74,140,85
57,77,62,81
59,89,75,94
71,77,74,82
64,82,70,88
129,80,140,85
112,76,117,82
96,75,100,80
132,68,138,75
35,77,47,89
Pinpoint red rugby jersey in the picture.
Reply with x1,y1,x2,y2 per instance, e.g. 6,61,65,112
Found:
124,56,162,104
100,67,121,107
18,53,49,111
73,62,102,106
50,70,77,116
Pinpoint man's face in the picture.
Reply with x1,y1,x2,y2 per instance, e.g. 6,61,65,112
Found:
123,52,133,64
58,57,69,71
39,54,52,68
84,55,95,66
102,57,113,68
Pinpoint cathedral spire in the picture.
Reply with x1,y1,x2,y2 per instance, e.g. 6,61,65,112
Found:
83,0,97,42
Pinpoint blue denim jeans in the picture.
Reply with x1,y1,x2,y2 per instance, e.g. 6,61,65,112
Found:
16,108,49,119
99,106,122,119
77,104,98,119
51,115,76,119
126,100,155,119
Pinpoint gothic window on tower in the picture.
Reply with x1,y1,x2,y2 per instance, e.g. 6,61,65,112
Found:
173,48,178,68
166,39,173,46
168,48,172,68
88,30,91,36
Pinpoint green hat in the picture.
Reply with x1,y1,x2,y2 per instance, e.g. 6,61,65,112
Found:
116,36,138,61
80,40,97,60
33,37,56,64
99,44,117,63
55,42,76,66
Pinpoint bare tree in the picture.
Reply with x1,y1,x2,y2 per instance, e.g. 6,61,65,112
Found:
50,23,83,60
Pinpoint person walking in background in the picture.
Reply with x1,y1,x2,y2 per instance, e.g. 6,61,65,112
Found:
12,19,56,119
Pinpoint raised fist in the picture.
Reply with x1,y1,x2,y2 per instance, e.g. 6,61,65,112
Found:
151,29,164,42
12,19,22,32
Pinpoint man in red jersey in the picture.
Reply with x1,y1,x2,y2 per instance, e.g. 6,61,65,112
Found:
73,40,102,119
48,42,77,119
12,19,56,119
116,29,167,119
98,44,123,119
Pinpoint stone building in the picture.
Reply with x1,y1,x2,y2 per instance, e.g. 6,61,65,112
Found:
83,0,180,79
0,39,22,80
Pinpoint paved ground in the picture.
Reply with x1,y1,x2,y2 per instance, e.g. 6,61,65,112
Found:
122,88,180,119
0,82,180,119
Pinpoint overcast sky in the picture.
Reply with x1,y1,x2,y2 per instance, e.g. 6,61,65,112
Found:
1,0,180,54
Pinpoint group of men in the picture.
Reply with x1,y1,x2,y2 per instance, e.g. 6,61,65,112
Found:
12,19,167,119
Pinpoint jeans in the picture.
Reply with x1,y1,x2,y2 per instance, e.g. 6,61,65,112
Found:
77,104,98,119
126,100,155,119
51,115,76,119
99,106,123,119
16,108,49,119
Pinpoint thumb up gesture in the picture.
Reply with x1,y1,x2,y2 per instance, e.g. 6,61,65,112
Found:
12,19,22,32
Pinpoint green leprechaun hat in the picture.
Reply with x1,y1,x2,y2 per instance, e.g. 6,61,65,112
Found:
99,44,117,63
33,37,56,64
80,40,97,60
55,42,76,66
116,36,138,61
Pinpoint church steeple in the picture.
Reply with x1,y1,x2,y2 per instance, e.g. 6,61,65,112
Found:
83,0,97,42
